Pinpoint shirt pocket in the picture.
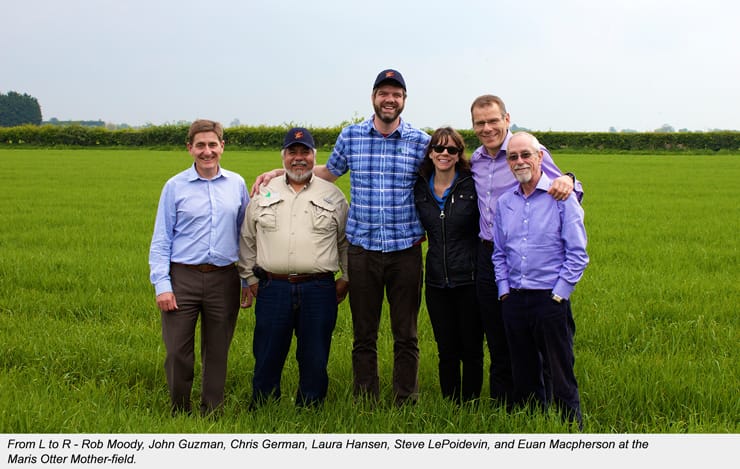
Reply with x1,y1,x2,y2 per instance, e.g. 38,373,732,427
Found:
530,231,563,260
255,198,281,232
452,190,477,217
310,198,337,234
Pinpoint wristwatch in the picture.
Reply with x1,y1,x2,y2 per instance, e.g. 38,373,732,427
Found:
551,294,564,303
565,172,576,184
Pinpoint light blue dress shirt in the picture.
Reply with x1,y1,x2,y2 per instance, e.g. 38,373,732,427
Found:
149,164,248,296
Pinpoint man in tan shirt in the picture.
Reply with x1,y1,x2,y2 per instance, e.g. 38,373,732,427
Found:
238,127,349,407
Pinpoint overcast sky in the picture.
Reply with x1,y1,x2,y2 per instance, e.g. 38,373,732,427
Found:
3,0,739,132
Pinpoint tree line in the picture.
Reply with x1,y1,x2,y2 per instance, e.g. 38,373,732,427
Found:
1,123,738,152
1,92,738,150
0,91,42,127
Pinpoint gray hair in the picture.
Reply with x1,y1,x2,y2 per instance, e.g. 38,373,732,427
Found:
508,131,541,153
280,147,316,159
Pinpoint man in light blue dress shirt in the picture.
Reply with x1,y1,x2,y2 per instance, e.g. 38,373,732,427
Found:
493,131,589,429
149,119,249,416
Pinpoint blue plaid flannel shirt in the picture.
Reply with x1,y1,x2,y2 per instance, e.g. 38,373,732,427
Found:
326,117,431,252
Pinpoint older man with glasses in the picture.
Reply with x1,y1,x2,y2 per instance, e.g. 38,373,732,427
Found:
493,131,589,429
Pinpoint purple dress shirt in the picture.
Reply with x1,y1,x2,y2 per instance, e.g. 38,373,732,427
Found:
470,131,583,242
492,173,589,299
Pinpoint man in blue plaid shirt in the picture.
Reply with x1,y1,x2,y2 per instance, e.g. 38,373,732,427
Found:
252,69,430,405
325,69,430,405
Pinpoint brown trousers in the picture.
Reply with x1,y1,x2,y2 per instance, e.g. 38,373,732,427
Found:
347,244,422,404
161,263,240,414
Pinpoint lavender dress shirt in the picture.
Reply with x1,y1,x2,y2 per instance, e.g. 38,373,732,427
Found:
470,131,583,242
492,174,589,300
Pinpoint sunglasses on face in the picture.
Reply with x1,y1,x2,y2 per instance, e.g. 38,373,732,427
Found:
507,151,535,161
431,145,462,155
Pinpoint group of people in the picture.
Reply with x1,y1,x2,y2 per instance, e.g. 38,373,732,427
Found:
148,69,590,429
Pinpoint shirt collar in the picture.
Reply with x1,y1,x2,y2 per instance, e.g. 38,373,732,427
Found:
499,131,513,156
187,163,224,182
470,130,513,162
367,116,405,138
282,172,313,190
514,172,552,196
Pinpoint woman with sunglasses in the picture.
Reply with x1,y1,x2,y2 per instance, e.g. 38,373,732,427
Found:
413,127,484,404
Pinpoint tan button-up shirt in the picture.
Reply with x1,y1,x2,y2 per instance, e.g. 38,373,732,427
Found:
238,174,349,286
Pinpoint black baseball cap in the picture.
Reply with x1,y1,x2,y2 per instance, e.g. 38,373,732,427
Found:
373,69,406,90
282,127,315,149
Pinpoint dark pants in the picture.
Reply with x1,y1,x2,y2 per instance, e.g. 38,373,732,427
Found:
162,263,240,415
251,276,338,407
425,284,483,402
348,244,422,404
476,240,514,404
501,289,582,427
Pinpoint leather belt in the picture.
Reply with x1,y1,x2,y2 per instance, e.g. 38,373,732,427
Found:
172,262,234,273
265,271,335,283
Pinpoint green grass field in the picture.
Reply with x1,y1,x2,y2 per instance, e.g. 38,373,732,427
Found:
0,148,737,433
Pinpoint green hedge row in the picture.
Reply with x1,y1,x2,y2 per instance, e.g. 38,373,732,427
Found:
0,124,346,150
1,124,738,152
532,131,740,152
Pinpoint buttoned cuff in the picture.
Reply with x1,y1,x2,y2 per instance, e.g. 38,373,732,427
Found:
154,280,173,297
552,279,575,300
244,274,259,287
496,280,510,299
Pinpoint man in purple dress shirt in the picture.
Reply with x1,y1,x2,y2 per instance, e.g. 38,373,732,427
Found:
469,94,583,406
493,131,589,429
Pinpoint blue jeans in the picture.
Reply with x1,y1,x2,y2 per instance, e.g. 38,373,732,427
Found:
252,276,338,407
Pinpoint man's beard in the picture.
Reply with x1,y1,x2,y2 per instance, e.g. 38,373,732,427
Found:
374,103,404,124
285,164,313,183
513,167,532,184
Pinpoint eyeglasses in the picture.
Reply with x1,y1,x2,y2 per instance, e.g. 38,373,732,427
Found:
431,145,462,155
507,151,534,161
473,117,504,129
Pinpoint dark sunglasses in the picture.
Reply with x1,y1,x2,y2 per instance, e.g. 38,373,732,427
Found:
431,145,462,155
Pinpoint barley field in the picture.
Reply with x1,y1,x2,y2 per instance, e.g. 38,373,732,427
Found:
0,148,737,433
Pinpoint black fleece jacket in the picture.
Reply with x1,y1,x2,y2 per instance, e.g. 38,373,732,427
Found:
414,169,480,288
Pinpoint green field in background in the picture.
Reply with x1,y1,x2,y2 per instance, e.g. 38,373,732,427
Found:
0,148,737,433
